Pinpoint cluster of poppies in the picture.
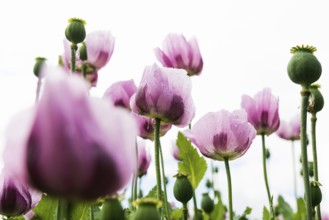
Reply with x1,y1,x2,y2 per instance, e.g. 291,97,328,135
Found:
0,18,325,219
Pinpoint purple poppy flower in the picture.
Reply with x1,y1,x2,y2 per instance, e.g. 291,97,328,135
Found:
276,114,300,141
187,110,256,161
4,67,137,200
130,64,195,127
133,113,172,141
137,140,151,176
84,30,115,69
154,33,203,76
171,141,182,161
103,79,137,110
241,88,280,135
0,170,32,216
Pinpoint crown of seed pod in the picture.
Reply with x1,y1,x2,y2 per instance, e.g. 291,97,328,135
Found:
287,45,322,87
33,57,46,78
173,174,194,204
132,198,162,220
65,18,86,44
308,84,324,114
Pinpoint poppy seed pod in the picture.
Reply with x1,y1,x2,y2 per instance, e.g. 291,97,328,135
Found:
65,18,86,44
201,193,214,213
287,45,322,87
310,181,322,208
33,57,47,78
308,85,324,114
173,174,193,204
100,198,125,220
133,198,162,220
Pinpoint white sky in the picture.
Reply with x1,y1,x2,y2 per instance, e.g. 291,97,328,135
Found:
1,0,329,218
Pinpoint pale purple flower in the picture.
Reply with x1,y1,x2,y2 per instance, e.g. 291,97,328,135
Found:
133,113,172,140
130,63,195,127
276,114,300,141
154,33,203,76
84,30,115,69
103,79,137,110
137,140,151,176
187,110,256,161
241,88,280,135
0,170,32,216
4,67,137,200
171,141,181,161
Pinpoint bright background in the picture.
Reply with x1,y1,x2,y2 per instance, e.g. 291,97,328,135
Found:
1,0,329,218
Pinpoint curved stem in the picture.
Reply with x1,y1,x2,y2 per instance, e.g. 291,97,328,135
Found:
300,89,313,220
192,192,198,220
154,118,162,202
311,113,321,220
261,134,275,219
291,140,298,199
70,44,77,73
224,158,233,220
159,141,170,219
35,77,42,103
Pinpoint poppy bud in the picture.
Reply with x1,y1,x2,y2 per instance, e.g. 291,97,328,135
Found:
310,181,322,208
201,193,214,214
308,85,324,113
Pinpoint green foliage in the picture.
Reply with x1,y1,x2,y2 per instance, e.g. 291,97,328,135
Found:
33,194,58,220
170,209,183,220
234,207,252,220
293,198,306,220
145,185,158,199
176,132,207,189
262,207,270,220
277,195,293,219
210,191,226,220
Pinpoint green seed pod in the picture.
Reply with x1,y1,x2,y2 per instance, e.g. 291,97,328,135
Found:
201,193,214,214
308,85,324,113
100,198,124,220
132,198,161,220
33,57,46,78
173,174,194,204
310,181,322,207
79,42,88,61
65,18,86,44
287,45,322,87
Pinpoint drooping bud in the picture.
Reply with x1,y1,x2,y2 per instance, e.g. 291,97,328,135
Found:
173,174,193,204
201,193,214,214
310,181,322,208
79,42,88,61
100,197,125,220
287,45,322,87
33,57,46,78
65,18,86,44
132,198,162,220
308,84,324,114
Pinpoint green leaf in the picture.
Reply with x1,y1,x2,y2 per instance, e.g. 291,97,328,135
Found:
6,217,25,220
234,207,252,220
210,190,226,220
277,195,293,220
262,207,270,220
145,185,157,199
293,198,306,220
176,132,207,189
33,194,58,220
170,209,183,220
69,202,90,220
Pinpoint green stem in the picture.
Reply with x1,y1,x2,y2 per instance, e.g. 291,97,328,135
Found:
82,63,87,78
311,113,321,220
210,160,216,196
224,157,233,220
261,134,275,219
192,192,198,220
70,44,77,72
57,199,71,220
291,141,298,199
183,203,188,220
159,141,170,219
90,205,94,220
154,118,162,202
300,89,313,220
